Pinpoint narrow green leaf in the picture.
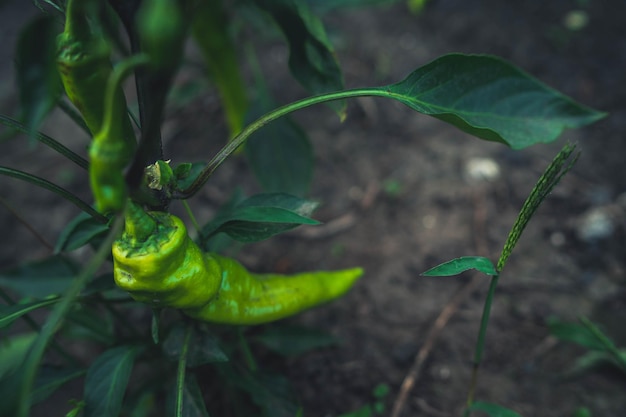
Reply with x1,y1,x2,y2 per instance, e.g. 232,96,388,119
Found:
255,324,339,356
468,401,523,417
0,333,37,380
192,0,248,137
165,374,210,417
254,0,345,116
15,15,62,139
63,307,114,345
201,193,319,242
83,345,142,417
162,324,228,367
55,212,111,253
0,299,59,329
219,365,300,417
31,366,85,404
0,255,79,298
337,405,374,417
547,318,605,350
0,114,88,169
377,54,606,149
421,256,496,277
0,166,106,222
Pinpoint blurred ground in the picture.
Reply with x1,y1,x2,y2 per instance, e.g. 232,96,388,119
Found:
1,1,625,416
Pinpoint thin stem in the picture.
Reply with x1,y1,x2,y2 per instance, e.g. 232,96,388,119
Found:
0,115,88,170
177,88,385,198
466,273,499,408
237,328,257,372
0,166,107,223
175,324,193,417
182,200,200,232
17,214,124,417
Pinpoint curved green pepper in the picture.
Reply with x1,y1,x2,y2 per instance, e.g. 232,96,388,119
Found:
112,203,362,325
57,0,136,213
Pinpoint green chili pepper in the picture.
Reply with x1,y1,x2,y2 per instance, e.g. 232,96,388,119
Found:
112,203,363,325
57,0,137,213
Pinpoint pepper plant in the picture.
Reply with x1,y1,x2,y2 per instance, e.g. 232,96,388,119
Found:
0,0,606,416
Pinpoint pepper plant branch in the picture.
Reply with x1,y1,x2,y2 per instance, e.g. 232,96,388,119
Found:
177,88,387,198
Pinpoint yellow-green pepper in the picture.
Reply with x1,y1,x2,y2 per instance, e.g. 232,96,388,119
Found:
113,203,362,325
57,0,136,213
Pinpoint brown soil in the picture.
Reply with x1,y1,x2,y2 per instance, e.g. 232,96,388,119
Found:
1,1,625,416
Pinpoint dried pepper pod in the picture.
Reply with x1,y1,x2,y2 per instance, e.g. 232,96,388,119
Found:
113,203,363,325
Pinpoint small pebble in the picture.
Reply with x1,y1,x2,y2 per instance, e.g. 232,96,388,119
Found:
464,157,501,182
576,207,615,242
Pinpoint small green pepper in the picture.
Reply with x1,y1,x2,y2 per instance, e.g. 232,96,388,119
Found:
57,0,137,213
112,203,362,325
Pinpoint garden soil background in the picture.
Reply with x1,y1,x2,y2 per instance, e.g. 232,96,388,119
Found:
1,1,626,416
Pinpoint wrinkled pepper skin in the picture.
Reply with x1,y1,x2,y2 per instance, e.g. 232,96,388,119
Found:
113,207,362,325
57,0,136,213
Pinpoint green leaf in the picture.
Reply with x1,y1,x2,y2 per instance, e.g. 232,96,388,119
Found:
547,318,605,350
15,14,62,139
174,162,207,192
376,54,606,150
0,255,80,298
254,0,345,116
255,324,339,356
162,324,228,367
31,366,85,404
421,256,496,277
165,373,210,417
201,193,319,242
63,306,114,345
55,212,111,253
83,345,142,417
192,0,248,137
245,97,313,197
219,365,300,417
0,299,59,329
468,401,523,417
0,333,37,380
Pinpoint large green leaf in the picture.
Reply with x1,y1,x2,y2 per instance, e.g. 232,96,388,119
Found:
201,193,319,242
376,54,606,149
162,324,228,367
547,318,605,350
55,212,111,253
192,0,248,137
83,345,142,417
0,255,79,298
254,0,345,115
15,15,62,139
31,366,85,405
245,98,313,197
422,256,497,277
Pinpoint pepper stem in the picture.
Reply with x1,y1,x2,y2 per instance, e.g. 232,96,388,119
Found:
124,201,157,243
